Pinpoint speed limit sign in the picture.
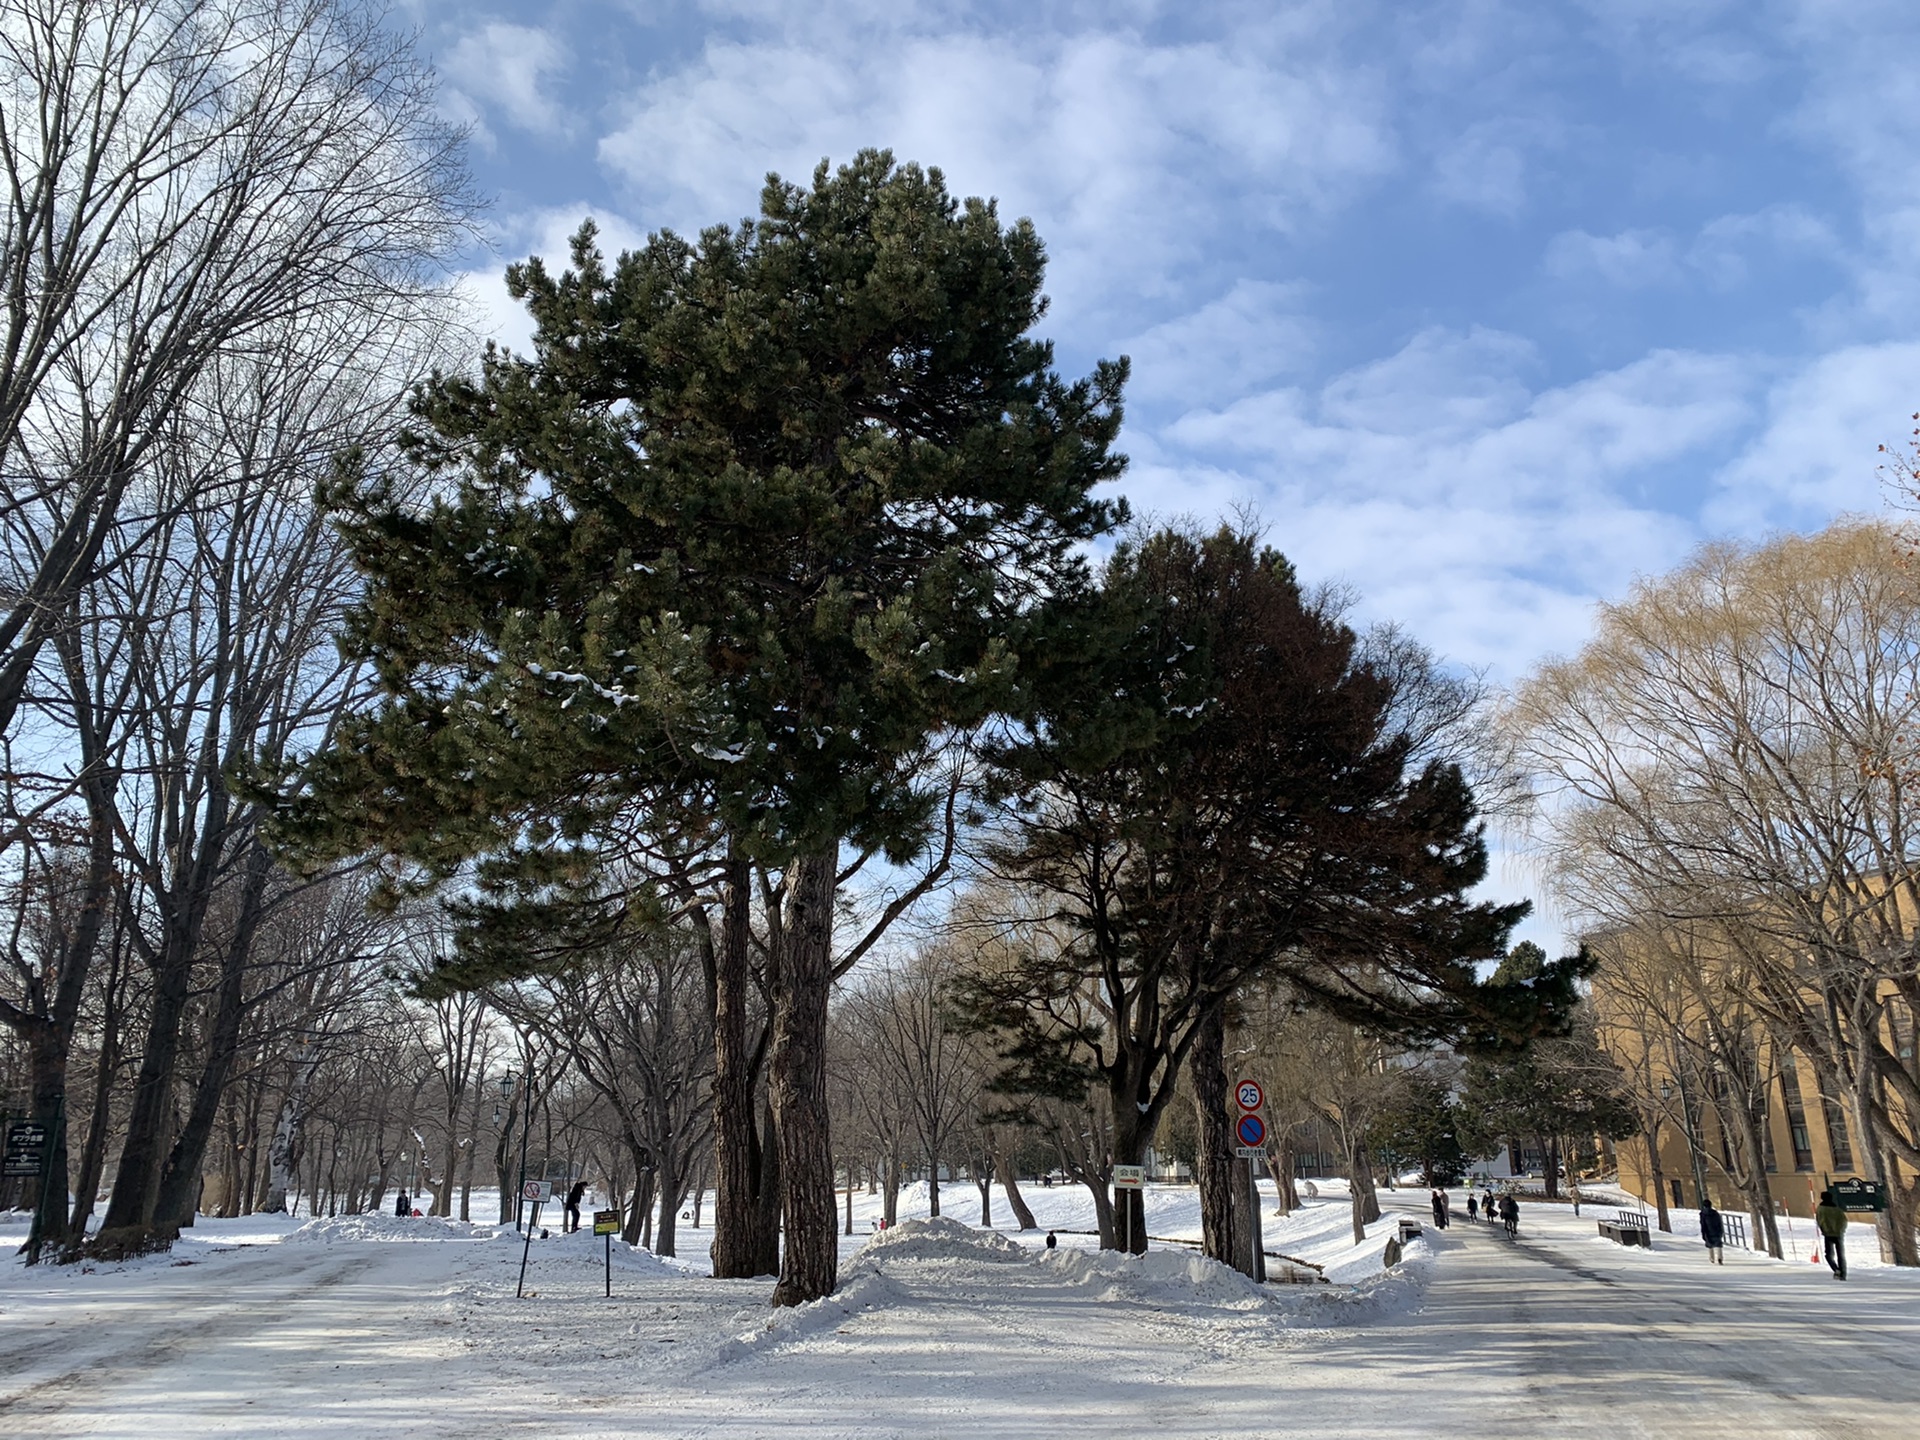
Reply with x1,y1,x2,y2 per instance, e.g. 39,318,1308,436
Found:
1235,1079,1264,1112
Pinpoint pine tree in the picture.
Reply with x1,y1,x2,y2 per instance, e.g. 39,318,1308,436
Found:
272,151,1127,1304
957,526,1578,1263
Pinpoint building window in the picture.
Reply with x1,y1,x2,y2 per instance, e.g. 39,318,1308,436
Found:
1819,1092,1855,1171
1670,1177,1684,1208
1890,998,1916,1062
1779,1056,1815,1172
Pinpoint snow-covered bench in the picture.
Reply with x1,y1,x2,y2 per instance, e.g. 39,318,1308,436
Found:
1597,1210,1651,1248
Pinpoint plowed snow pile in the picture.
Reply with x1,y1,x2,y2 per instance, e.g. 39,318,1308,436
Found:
859,1214,1027,1263
284,1213,501,1244
1043,1242,1274,1309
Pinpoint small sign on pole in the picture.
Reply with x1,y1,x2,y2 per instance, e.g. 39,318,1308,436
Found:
1112,1164,1145,1189
594,1209,621,1297
1829,1177,1889,1213
522,1179,552,1204
1234,1079,1264,1112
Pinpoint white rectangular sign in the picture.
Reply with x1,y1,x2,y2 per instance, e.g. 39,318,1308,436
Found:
1112,1165,1145,1189
522,1179,552,1203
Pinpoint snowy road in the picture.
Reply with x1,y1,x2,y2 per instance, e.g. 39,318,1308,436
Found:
1280,1195,1920,1439
2,1193,1915,1438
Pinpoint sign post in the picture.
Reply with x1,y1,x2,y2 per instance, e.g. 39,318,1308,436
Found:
516,1180,552,1298
5,1105,62,1267
593,1209,621,1296
1234,1081,1267,1284
1112,1165,1145,1252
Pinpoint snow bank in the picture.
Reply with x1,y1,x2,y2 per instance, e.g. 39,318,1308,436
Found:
859,1215,1027,1263
284,1213,501,1245
710,1267,913,1365
1042,1243,1273,1310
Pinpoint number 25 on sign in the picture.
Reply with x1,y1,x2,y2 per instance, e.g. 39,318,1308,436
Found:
1235,1079,1264,1111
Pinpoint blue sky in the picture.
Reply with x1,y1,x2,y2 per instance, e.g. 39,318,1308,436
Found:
405,0,1920,935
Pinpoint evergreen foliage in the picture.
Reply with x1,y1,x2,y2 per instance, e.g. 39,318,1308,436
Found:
270,150,1128,977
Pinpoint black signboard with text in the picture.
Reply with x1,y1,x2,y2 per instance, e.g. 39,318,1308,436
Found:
1830,1177,1888,1213
3,1119,49,1177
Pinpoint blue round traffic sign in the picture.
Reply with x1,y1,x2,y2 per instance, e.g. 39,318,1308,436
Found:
1236,1113,1266,1148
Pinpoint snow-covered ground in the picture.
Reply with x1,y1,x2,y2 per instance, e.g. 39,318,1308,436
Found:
2,1181,1915,1437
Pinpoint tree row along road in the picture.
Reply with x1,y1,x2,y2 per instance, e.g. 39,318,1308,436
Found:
1,1199,1914,1438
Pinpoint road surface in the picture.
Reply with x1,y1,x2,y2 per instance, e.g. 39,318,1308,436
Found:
1,1196,1912,1437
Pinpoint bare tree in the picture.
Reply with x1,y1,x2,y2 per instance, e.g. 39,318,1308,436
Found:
0,0,471,753
1512,521,1920,1263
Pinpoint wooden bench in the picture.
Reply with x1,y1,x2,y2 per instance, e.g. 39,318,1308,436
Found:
1597,1210,1651,1248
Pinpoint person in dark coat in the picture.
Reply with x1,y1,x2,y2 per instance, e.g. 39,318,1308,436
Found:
1499,1193,1519,1237
1698,1201,1726,1264
394,1190,409,1218
1815,1191,1849,1279
1466,1193,1479,1222
565,1179,588,1234
1430,1189,1449,1228
1045,1229,1058,1250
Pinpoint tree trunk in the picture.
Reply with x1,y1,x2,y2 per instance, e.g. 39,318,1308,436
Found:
654,1145,681,1258
770,846,837,1307
1347,1135,1380,1244
709,851,763,1277
995,1150,1037,1230
975,1161,992,1226
262,1041,322,1213
883,1150,900,1225
1646,1120,1672,1232
98,941,197,1247
928,1153,941,1218
1085,1174,1116,1249
845,1162,855,1236
752,1098,782,1275
157,848,271,1229
1190,999,1245,1270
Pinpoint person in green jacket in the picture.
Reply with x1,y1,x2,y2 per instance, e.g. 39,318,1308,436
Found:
1815,1191,1849,1280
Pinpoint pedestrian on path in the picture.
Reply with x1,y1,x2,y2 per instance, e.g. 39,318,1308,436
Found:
1467,1193,1479,1222
1570,1185,1582,1218
565,1179,588,1234
1045,1230,1057,1250
1500,1193,1519,1238
1430,1188,1449,1229
394,1190,409,1218
1815,1190,1849,1280
1699,1201,1725,1264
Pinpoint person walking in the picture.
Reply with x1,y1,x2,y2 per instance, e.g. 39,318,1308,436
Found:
564,1179,588,1234
394,1189,409,1218
1045,1230,1057,1250
1466,1193,1479,1222
1430,1188,1449,1229
1699,1201,1726,1264
1569,1185,1582,1218
1500,1193,1519,1238
1815,1190,1849,1280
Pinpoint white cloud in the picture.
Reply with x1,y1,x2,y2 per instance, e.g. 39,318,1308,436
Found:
1544,227,1682,289
442,22,572,145
1140,331,1759,674
1118,280,1316,408
593,23,1397,327
1709,340,1920,529
1429,121,1538,217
